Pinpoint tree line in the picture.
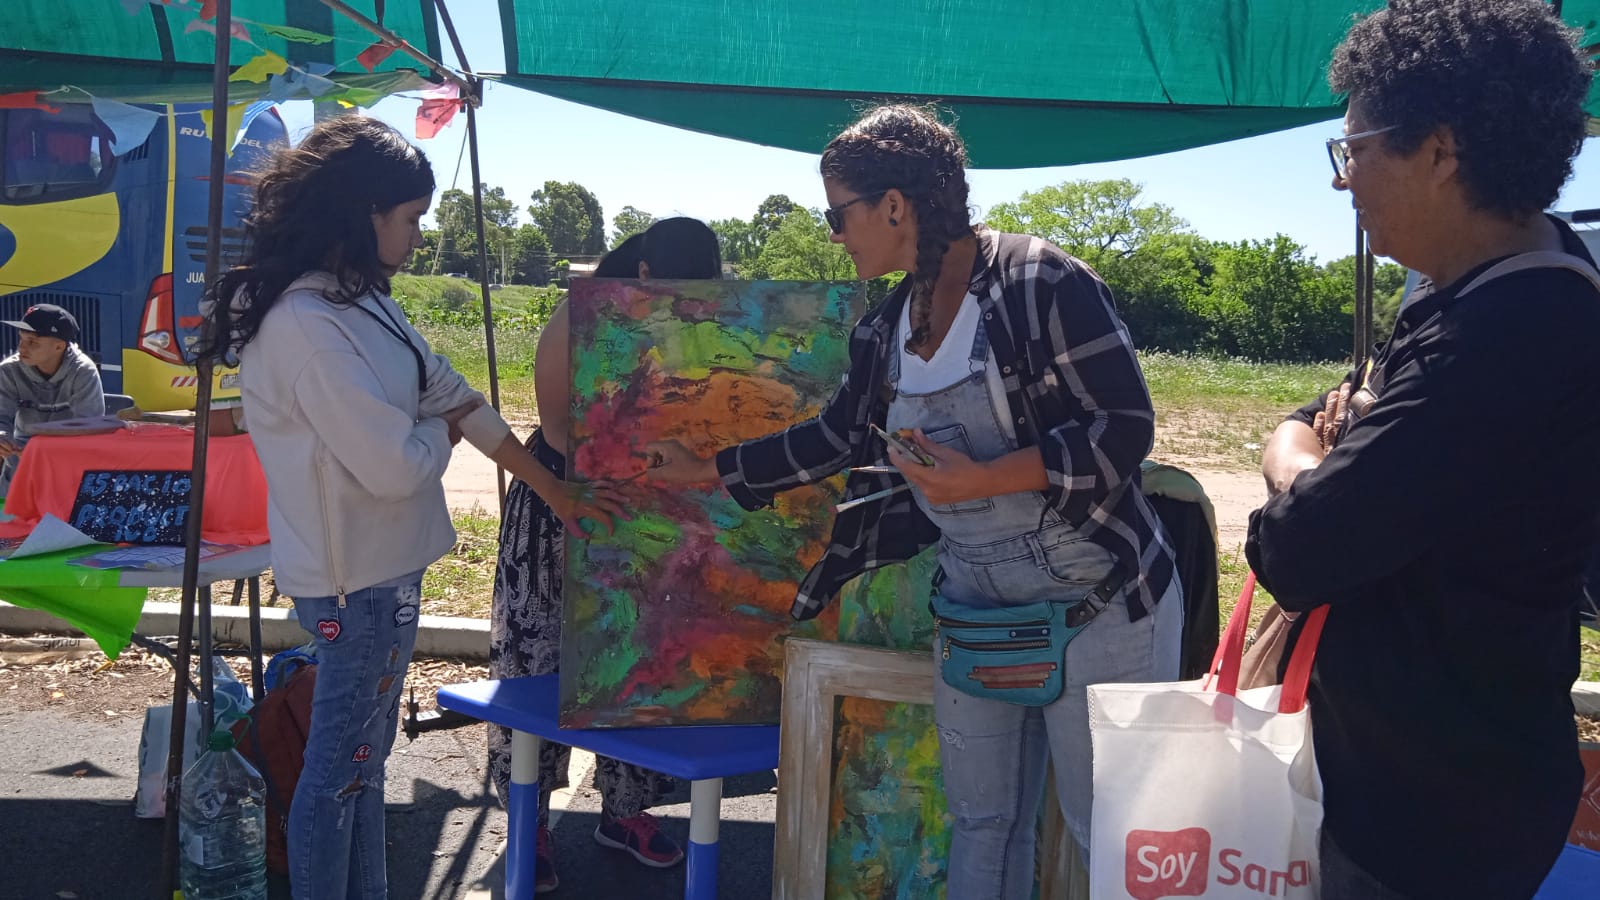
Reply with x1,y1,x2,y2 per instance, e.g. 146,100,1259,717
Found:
410,178,1403,363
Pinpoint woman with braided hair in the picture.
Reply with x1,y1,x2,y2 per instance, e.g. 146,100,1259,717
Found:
650,105,1180,896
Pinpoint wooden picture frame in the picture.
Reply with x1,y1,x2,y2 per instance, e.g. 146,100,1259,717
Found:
775,639,934,899
773,637,1087,900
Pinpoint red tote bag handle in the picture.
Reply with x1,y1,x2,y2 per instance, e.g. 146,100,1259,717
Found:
1206,571,1329,714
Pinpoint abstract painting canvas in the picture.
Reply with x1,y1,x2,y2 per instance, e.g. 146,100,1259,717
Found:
830,551,952,899
775,639,938,899
828,695,949,898
560,278,864,727
824,551,1084,899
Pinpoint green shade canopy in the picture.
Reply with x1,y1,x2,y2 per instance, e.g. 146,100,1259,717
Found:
497,0,1600,167
0,1,1594,160
0,0,443,102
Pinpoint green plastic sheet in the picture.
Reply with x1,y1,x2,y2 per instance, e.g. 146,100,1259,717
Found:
0,549,148,659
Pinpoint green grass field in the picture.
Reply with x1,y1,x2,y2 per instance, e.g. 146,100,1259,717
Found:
390,273,556,312
415,323,540,419
421,506,503,619
1141,351,1348,469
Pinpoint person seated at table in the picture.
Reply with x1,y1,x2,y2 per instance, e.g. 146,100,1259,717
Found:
488,216,723,892
0,303,105,494
199,114,625,900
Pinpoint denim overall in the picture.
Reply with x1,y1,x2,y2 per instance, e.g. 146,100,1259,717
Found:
886,311,1182,899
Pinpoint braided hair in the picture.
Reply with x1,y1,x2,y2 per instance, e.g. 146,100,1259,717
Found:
820,105,974,353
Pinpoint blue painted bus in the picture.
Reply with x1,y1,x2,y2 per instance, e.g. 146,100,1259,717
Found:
0,101,287,410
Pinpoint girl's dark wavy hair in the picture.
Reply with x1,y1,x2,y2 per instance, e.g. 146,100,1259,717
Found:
593,233,646,277
820,104,973,353
1330,0,1593,217
591,218,722,279
200,115,435,362
639,216,723,278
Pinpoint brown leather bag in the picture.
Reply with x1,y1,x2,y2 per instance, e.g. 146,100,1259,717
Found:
231,658,317,873
1236,601,1294,690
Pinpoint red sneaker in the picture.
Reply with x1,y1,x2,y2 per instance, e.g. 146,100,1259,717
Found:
593,810,685,868
535,825,559,894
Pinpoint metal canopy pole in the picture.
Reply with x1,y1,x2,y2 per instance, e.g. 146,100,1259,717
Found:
159,0,230,890
1353,221,1372,373
434,0,507,513
318,0,478,102
1362,242,1376,349
155,4,476,893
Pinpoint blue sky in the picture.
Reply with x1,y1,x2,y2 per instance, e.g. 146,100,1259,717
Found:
279,10,1599,265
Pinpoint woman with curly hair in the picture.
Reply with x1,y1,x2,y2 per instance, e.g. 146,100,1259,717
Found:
1250,2,1598,897
203,115,624,899
651,105,1180,897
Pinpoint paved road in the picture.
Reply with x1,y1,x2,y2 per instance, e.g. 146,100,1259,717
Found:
0,705,778,899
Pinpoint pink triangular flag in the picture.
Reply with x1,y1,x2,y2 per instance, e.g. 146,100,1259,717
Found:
415,97,459,140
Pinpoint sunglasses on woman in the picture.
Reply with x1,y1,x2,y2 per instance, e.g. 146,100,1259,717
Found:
824,191,886,234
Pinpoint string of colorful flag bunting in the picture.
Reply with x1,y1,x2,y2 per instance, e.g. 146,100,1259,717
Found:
1,0,467,144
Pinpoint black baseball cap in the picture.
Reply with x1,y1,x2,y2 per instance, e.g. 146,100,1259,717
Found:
3,304,79,343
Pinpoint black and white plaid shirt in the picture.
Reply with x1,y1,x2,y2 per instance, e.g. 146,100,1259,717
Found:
716,228,1176,621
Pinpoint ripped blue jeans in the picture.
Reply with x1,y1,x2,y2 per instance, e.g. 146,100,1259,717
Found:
287,575,422,900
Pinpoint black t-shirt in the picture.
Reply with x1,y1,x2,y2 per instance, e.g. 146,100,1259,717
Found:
1247,218,1599,898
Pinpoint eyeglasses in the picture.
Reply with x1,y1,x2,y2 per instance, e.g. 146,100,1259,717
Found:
823,191,885,235
1326,124,1399,180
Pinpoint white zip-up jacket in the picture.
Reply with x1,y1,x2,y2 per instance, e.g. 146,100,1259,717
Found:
240,272,510,599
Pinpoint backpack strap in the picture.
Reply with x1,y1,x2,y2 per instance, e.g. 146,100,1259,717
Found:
1457,251,1600,298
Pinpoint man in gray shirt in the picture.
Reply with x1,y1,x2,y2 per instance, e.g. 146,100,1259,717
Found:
0,304,105,494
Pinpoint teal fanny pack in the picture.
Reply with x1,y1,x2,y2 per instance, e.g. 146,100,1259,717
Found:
931,569,1128,707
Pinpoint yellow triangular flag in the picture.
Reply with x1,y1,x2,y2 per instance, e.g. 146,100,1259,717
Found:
229,50,289,84
199,103,250,155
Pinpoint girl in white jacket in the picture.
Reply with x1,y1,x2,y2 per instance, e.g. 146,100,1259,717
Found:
203,116,623,900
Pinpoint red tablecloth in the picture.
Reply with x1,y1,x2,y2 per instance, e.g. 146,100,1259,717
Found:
0,425,270,545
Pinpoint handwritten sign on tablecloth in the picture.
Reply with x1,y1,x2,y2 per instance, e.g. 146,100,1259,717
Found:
68,470,192,544
0,428,270,546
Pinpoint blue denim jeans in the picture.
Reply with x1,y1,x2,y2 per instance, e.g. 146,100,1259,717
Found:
287,577,422,900
932,566,1182,900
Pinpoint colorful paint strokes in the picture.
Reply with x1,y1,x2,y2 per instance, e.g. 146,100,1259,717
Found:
829,552,952,897
560,279,864,727
828,695,951,898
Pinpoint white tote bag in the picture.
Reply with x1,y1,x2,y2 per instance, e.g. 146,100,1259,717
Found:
1089,572,1329,899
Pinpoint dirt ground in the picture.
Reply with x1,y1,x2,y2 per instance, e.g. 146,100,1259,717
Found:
443,443,505,517
0,643,487,721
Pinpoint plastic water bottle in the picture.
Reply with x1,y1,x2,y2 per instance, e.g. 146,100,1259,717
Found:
179,730,268,900
209,656,254,727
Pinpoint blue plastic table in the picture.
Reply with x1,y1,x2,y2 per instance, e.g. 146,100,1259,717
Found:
1534,843,1600,899
437,675,779,900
